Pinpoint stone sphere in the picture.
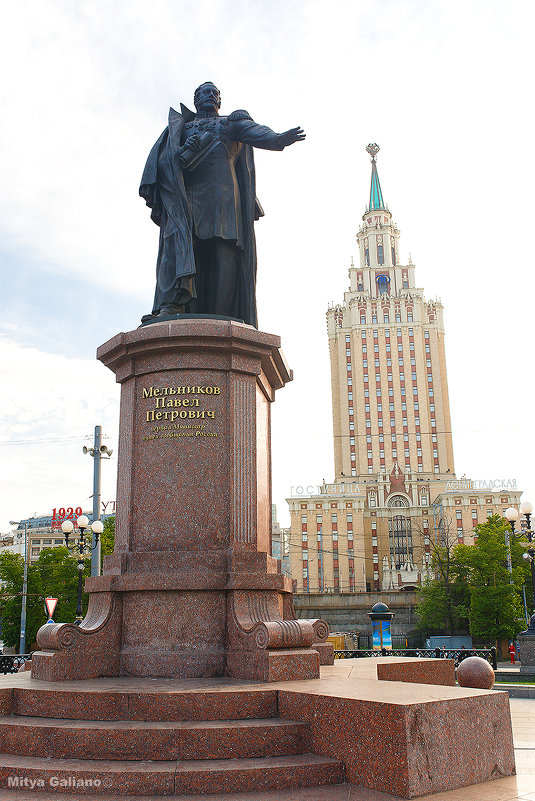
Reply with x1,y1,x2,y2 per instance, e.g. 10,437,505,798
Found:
457,656,495,689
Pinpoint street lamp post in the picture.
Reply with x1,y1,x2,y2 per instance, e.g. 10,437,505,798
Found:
83,425,113,578
61,515,104,625
504,502,535,633
9,520,28,654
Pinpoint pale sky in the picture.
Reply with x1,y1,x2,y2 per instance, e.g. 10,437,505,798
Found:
1,0,534,532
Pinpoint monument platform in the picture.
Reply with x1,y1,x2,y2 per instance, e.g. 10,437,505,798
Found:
0,658,515,798
31,320,332,683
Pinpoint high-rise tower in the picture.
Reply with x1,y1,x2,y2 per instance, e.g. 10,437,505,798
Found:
287,145,521,595
329,143,455,482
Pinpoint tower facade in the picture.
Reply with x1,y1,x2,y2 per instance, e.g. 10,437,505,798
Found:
329,143,454,483
288,145,521,595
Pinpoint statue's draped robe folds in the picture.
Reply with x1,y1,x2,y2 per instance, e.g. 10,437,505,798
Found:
140,105,284,327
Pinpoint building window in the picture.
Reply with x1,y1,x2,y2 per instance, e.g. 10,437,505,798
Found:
377,244,384,265
365,248,370,266
388,514,413,570
407,313,413,322
391,246,396,265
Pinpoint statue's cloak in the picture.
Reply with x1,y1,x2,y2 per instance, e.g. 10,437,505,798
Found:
139,105,260,327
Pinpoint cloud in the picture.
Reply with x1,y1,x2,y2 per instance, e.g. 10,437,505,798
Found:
0,336,119,530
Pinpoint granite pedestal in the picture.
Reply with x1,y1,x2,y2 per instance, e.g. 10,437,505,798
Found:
0,660,515,798
518,630,535,673
31,320,331,682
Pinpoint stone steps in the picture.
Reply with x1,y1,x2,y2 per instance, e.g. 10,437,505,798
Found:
0,786,353,800
0,684,346,795
11,687,278,721
0,715,310,761
0,752,345,796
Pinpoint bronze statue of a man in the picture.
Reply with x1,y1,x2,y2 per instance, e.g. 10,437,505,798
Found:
140,82,305,327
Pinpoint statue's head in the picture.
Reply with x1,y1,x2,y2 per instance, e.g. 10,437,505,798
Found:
194,82,221,114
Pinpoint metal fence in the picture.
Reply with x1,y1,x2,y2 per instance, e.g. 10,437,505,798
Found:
0,655,30,675
333,647,498,670
331,633,426,650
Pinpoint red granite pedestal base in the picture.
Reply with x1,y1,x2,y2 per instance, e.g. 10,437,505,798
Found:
31,320,332,682
0,660,515,798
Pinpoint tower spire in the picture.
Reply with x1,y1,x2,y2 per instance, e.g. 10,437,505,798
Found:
366,143,385,211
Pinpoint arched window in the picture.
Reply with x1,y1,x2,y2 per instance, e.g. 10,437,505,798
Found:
388,495,409,508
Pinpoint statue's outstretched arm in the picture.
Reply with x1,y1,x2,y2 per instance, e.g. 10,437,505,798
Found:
233,114,306,152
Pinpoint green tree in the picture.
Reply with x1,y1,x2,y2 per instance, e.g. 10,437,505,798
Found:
100,515,115,561
456,515,526,642
0,549,90,651
416,518,470,636
0,551,27,648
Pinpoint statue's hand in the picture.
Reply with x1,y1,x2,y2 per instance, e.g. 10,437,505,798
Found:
183,134,203,153
276,127,306,148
